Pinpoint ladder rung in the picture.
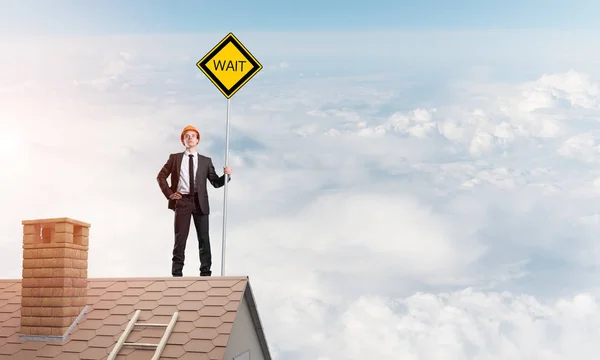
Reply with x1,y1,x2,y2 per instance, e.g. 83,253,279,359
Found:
154,311,179,359
107,310,142,360
124,342,158,347
107,310,179,360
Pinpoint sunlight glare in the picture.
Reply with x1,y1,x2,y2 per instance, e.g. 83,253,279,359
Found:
0,129,22,158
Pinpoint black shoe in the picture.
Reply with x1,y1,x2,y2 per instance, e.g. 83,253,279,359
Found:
172,272,182,277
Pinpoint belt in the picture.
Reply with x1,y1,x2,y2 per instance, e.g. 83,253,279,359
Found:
181,193,196,198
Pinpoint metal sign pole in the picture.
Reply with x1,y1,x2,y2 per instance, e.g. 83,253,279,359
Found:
221,98,231,276
196,32,262,278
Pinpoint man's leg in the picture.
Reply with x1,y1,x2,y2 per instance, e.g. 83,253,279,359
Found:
172,197,193,276
192,203,211,276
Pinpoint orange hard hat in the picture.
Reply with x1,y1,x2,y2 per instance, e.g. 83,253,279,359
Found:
180,125,200,144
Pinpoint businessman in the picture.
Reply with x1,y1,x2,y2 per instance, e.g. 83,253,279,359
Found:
157,125,231,277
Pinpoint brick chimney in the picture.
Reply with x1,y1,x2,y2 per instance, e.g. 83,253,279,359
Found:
19,217,90,338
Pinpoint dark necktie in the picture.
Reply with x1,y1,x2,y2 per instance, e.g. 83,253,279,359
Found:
189,154,194,195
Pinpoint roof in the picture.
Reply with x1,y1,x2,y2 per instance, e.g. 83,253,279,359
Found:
0,276,270,360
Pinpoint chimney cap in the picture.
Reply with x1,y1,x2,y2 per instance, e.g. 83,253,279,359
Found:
21,217,91,228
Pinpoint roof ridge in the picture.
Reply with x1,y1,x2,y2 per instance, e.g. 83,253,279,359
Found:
86,276,249,281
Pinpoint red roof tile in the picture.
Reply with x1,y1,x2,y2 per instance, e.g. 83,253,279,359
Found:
0,276,271,360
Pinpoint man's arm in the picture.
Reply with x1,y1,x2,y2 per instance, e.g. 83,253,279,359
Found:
207,158,231,188
157,154,176,199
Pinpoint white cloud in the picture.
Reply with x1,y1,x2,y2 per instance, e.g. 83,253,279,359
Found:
252,288,600,359
519,70,600,110
228,191,484,286
314,290,600,360
557,132,600,162
267,61,290,70
4,31,600,359
333,70,600,161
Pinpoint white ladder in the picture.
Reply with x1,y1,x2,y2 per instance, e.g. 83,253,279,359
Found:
107,309,179,360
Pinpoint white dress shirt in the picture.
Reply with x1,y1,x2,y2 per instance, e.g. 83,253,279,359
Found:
177,151,198,194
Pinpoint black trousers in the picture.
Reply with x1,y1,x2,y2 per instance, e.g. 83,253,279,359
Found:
172,194,212,276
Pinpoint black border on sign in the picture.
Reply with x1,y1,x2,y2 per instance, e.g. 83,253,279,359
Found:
196,33,262,98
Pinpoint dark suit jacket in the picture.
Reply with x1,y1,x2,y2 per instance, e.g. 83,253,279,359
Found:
157,152,231,213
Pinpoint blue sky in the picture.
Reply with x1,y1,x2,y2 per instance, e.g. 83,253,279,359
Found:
1,0,600,35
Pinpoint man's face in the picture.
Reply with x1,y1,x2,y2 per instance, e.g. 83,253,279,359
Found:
183,131,199,147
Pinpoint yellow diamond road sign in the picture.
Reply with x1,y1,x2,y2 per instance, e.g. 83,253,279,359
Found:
196,33,262,99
